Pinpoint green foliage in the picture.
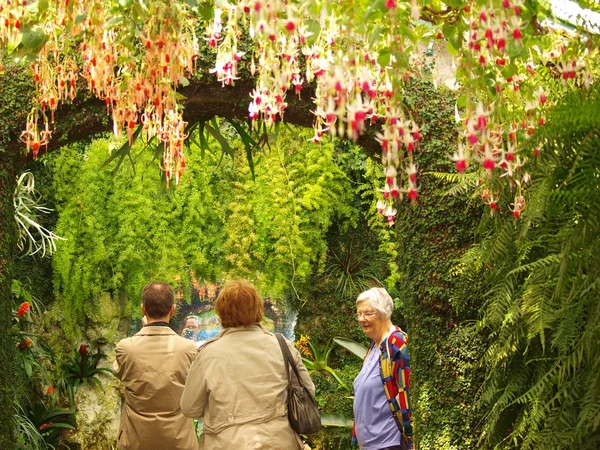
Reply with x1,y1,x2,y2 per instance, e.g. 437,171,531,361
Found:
20,402,76,450
61,345,111,400
460,84,600,449
306,366,359,450
50,136,230,337
49,125,360,337
300,338,350,391
393,79,487,450
333,337,368,360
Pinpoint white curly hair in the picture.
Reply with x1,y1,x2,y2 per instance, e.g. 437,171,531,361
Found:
356,287,394,319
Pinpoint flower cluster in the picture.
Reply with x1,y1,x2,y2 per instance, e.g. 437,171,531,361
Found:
451,1,598,216
2,0,598,222
295,334,312,358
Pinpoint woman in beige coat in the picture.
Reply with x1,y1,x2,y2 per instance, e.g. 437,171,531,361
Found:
180,280,315,450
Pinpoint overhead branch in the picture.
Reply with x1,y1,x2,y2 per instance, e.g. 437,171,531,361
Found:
11,78,381,164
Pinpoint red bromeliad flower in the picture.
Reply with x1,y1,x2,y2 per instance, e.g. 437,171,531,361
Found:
17,301,30,317
79,344,88,357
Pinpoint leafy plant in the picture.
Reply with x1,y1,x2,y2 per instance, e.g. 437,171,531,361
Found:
62,344,112,399
456,84,600,449
24,402,75,449
14,404,47,450
323,237,385,301
296,336,349,391
14,171,64,257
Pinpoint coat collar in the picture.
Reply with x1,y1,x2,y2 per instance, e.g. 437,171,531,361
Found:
220,323,268,335
135,325,177,336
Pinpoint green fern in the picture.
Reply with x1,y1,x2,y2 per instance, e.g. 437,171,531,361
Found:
459,83,600,449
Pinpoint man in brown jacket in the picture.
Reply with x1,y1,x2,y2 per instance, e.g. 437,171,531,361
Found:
113,282,199,450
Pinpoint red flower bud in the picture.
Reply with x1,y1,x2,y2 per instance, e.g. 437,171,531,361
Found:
79,344,88,357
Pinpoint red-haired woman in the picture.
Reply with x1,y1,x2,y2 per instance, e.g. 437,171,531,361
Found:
181,280,314,449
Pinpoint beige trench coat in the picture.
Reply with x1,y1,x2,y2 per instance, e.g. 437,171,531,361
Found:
180,324,315,450
113,325,200,450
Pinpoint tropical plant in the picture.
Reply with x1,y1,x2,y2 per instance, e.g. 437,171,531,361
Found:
14,172,65,257
61,344,112,400
296,335,350,391
14,404,47,450
323,236,385,301
455,83,600,449
22,402,76,450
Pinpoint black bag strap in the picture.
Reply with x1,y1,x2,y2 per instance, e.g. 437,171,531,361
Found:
276,333,306,388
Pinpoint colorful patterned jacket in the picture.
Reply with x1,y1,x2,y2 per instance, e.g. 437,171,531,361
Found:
352,326,413,449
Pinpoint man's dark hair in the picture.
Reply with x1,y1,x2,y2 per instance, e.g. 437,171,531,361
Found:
142,282,174,319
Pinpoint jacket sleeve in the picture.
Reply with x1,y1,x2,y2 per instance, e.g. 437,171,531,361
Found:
112,340,126,380
390,333,413,440
180,351,209,418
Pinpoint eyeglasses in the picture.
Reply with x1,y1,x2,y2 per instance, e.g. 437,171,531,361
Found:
356,312,376,319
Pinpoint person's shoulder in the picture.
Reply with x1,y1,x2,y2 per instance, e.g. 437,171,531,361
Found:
388,328,409,347
115,336,135,354
172,333,199,349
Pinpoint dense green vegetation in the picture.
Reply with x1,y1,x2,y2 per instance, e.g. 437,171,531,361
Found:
457,84,600,449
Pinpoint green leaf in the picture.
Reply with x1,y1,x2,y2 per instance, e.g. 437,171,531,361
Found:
324,366,349,390
205,120,233,157
377,48,390,68
226,119,257,180
179,76,190,87
457,94,467,109
305,19,321,45
106,15,124,28
320,414,354,427
24,360,33,378
197,2,214,21
184,0,198,7
37,0,50,14
6,32,22,53
333,337,368,359
446,38,459,56
365,0,386,22
101,125,143,174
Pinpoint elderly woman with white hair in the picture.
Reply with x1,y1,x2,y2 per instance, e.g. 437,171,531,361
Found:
352,287,413,450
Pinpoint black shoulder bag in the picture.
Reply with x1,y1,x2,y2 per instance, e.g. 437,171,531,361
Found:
276,334,323,435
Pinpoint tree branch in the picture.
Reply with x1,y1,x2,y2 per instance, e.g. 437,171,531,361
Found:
10,78,381,163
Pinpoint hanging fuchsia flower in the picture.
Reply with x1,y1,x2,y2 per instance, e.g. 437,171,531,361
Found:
452,145,468,173
383,206,397,226
512,196,525,217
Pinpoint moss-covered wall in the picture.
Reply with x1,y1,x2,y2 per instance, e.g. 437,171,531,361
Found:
0,61,35,450
396,81,486,449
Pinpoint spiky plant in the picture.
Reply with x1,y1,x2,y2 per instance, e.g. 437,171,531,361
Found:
14,172,64,257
